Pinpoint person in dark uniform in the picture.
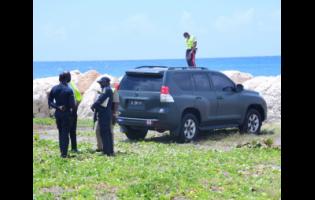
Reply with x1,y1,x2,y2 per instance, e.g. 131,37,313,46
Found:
64,71,82,153
48,72,76,158
91,77,114,156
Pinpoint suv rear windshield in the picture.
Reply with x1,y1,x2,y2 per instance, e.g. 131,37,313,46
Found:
120,74,163,91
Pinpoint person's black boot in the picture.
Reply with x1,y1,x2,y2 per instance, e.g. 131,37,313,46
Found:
61,154,67,158
71,149,79,153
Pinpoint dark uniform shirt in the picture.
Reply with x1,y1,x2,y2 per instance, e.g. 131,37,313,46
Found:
48,83,75,112
92,86,113,113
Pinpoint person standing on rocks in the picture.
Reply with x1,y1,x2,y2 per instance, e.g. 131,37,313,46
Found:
91,77,114,156
65,71,82,153
48,72,76,158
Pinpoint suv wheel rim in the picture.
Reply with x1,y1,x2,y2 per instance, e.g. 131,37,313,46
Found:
247,113,259,133
184,119,196,139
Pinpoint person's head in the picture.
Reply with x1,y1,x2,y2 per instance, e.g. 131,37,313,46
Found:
59,72,67,83
183,32,190,39
64,71,71,83
97,76,111,88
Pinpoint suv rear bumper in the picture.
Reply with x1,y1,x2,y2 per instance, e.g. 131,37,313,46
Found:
117,116,176,130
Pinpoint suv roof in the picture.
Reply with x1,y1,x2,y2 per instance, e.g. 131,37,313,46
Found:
126,66,212,75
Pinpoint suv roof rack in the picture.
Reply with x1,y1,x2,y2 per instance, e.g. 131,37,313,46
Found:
135,66,208,70
135,66,169,69
168,67,208,70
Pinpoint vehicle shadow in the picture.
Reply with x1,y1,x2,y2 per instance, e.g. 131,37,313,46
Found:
196,128,240,142
134,128,276,144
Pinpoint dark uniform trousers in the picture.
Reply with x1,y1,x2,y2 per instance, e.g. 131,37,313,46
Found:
98,110,113,155
55,110,73,157
69,104,78,150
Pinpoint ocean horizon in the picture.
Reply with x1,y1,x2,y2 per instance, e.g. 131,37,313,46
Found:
33,55,281,79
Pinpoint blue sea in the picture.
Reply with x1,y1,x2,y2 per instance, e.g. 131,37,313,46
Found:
33,56,281,79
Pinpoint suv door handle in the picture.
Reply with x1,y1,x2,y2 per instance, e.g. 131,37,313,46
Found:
195,97,202,100
217,96,223,100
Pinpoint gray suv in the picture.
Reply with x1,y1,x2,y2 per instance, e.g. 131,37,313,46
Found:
117,66,267,142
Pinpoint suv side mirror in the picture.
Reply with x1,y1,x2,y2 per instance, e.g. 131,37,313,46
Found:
236,84,244,92
222,86,234,92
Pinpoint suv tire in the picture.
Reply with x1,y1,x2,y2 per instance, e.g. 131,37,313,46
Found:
240,109,262,134
177,113,199,143
125,126,148,140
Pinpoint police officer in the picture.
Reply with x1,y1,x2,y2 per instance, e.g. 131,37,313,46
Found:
64,71,82,153
91,77,114,156
95,81,119,152
48,72,76,158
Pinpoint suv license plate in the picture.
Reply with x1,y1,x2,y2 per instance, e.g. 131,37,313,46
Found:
129,100,143,105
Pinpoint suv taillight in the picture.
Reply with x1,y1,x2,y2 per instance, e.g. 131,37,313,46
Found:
114,82,120,90
160,86,169,94
160,86,174,103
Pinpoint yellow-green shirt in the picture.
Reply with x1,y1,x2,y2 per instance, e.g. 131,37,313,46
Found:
69,81,82,103
185,35,196,49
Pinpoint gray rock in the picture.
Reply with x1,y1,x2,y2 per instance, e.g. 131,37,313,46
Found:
243,75,281,122
33,70,82,117
222,70,253,84
77,74,118,118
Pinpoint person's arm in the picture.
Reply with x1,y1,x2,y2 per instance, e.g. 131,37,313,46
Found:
48,87,58,110
68,89,76,111
192,41,197,49
91,88,112,110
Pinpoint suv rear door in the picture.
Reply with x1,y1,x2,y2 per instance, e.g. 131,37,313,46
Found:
191,72,218,126
118,72,164,118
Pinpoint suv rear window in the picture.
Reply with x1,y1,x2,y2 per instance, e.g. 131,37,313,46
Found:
120,74,163,91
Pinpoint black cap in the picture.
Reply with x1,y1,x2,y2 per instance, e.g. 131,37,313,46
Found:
97,76,111,84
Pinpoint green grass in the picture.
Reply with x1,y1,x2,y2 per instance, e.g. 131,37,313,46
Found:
33,117,94,127
33,137,281,199
33,118,56,126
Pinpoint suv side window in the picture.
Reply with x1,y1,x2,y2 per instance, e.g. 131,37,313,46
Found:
210,72,235,91
192,73,211,91
172,73,193,91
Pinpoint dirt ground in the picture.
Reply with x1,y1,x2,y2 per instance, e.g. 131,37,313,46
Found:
33,122,281,151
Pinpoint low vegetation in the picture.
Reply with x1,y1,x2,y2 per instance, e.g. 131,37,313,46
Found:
33,118,281,199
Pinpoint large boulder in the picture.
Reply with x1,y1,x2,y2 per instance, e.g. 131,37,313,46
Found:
33,76,59,117
33,70,82,118
222,70,253,84
77,74,117,119
243,75,281,122
76,70,101,94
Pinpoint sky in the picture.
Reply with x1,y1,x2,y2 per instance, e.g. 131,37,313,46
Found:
33,0,281,61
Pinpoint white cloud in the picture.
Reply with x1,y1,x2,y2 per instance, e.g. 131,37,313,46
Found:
257,9,281,32
180,11,194,30
122,14,156,34
214,8,255,32
178,11,208,36
272,8,281,18
43,25,67,41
